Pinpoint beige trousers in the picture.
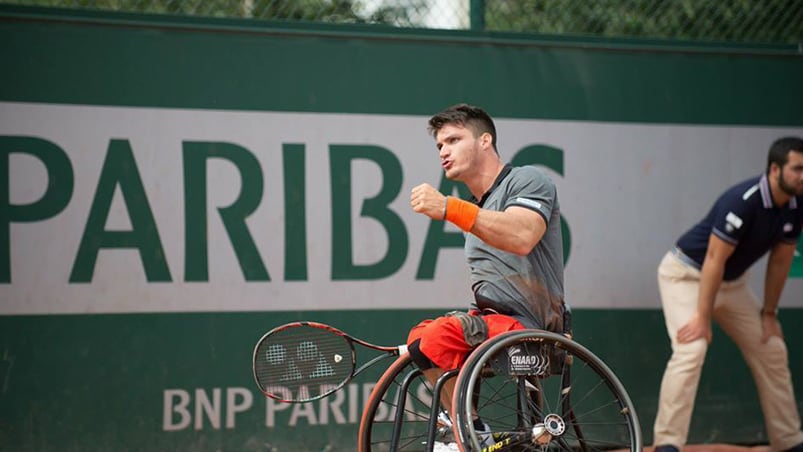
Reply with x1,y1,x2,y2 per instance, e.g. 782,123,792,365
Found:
653,251,803,450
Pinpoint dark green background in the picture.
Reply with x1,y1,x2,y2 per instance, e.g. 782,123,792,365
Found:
1,5,802,125
2,310,801,450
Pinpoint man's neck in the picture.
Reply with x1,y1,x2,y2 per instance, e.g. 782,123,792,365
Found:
467,160,505,200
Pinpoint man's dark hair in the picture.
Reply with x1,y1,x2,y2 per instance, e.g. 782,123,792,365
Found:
428,103,498,150
766,136,803,175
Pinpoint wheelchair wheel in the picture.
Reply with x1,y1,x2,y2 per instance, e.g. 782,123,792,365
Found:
451,330,642,451
358,353,438,452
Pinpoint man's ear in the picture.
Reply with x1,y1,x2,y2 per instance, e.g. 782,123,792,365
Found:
770,161,782,177
481,132,493,149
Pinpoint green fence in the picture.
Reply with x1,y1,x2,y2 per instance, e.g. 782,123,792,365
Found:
1,0,802,43
1,4,803,451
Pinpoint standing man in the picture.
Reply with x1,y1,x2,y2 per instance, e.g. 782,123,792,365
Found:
653,136,803,452
405,103,565,441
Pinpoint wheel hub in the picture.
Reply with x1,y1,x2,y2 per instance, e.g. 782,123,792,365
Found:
532,413,566,445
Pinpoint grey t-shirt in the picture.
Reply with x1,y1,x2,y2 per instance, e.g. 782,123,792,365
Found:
465,165,565,332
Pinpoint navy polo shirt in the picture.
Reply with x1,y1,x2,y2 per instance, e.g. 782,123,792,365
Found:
676,174,803,281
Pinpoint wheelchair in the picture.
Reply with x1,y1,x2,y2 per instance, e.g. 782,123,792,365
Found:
357,323,642,451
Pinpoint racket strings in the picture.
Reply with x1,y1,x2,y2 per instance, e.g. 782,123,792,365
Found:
255,325,354,402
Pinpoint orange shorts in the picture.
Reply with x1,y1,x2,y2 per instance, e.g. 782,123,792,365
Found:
407,311,525,370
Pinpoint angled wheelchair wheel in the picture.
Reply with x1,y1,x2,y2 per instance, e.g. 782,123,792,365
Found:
451,330,641,451
358,353,438,452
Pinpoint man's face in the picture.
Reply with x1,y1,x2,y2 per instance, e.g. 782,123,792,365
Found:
434,123,481,181
777,150,803,197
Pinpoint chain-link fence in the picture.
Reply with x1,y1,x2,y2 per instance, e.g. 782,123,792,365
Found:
2,0,802,44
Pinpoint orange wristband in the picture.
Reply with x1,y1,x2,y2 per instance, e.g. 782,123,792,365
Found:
445,196,479,232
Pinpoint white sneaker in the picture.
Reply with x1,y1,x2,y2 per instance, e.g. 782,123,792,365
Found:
476,421,495,448
437,410,453,429
435,410,455,443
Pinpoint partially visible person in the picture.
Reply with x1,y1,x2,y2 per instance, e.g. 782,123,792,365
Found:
653,136,803,452
405,103,566,447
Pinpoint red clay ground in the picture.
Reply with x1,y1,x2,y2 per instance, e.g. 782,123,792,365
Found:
617,446,770,452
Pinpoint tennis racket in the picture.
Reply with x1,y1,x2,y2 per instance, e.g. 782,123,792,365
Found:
253,321,407,403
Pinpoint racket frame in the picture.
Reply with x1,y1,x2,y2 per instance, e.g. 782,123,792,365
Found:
252,321,405,403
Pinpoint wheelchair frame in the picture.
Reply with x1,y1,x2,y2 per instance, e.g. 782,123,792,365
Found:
358,329,642,451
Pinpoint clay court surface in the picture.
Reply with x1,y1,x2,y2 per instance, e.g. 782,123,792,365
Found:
630,446,769,451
